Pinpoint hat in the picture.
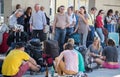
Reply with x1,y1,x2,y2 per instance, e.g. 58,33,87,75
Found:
15,42,25,48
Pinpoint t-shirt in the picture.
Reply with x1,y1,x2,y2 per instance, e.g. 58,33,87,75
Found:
2,49,30,76
88,13,95,26
59,50,78,72
73,49,85,72
78,14,89,33
53,13,69,29
66,13,76,27
106,16,116,24
102,46,118,62
96,15,104,28
88,44,103,55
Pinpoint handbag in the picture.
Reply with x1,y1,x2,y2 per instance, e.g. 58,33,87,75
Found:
102,27,108,36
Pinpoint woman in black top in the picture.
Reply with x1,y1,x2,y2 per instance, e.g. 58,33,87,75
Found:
95,39,120,69
24,7,32,36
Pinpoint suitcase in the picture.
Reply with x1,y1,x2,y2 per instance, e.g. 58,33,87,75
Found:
108,32,119,46
0,32,9,53
44,40,59,59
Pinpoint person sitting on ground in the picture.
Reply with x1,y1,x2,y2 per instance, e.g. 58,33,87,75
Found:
95,39,120,69
55,43,78,76
2,42,40,77
67,38,85,72
87,37,103,64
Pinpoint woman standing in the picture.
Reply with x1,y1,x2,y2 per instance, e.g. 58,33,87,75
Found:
52,5,69,52
95,10,105,44
24,7,32,36
74,6,88,47
106,9,116,32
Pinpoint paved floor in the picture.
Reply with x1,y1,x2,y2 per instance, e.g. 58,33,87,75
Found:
23,46,120,77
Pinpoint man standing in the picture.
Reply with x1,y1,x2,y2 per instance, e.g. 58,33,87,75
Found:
88,7,97,41
66,6,76,35
29,4,47,41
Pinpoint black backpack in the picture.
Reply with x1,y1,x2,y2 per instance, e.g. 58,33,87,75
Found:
7,31,28,46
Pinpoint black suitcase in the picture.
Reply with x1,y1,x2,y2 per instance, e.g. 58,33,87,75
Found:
44,40,59,59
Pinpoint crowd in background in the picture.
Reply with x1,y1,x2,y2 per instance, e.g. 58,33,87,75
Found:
0,3,120,77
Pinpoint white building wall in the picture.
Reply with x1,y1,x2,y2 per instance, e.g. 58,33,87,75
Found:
95,0,120,14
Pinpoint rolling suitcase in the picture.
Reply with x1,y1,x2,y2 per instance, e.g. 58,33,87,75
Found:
44,40,59,59
108,32,119,46
0,32,9,53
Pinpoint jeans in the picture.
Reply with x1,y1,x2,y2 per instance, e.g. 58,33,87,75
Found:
107,24,115,32
96,28,105,43
88,26,95,41
54,28,66,52
66,27,74,35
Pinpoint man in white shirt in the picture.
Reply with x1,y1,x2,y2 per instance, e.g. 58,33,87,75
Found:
66,6,76,36
29,4,47,41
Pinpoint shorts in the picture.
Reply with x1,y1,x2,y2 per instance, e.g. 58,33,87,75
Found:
13,62,29,77
102,62,120,69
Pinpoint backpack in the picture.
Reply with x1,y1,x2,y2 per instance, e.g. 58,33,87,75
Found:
7,31,28,46
69,33,81,45
104,16,108,29
45,13,50,25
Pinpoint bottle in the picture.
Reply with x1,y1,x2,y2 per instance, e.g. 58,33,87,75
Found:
51,66,55,77
45,64,48,77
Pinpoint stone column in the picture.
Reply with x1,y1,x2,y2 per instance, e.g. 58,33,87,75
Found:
4,0,12,24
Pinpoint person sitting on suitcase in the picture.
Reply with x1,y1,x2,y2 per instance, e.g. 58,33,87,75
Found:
7,25,28,49
2,42,40,77
8,9,24,31
95,39,120,69
55,43,78,76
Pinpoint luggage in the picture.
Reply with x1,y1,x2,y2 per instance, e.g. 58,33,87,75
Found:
0,32,9,53
7,31,28,46
69,33,81,45
108,32,119,46
26,39,53,67
44,40,59,59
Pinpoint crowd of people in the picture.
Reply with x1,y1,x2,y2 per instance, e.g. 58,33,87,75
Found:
0,3,120,77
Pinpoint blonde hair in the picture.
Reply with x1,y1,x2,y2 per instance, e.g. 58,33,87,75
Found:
67,38,75,45
93,37,101,50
